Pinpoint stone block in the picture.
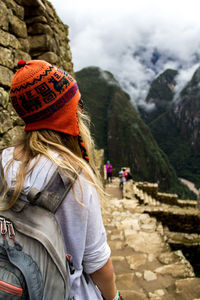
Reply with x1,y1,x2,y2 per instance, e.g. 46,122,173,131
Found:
61,61,74,74
51,23,63,35
0,2,9,31
0,88,9,108
0,47,14,69
156,192,178,205
24,5,46,17
158,251,181,265
108,241,124,251
115,273,135,289
0,110,13,134
5,0,24,20
124,228,138,239
175,278,200,299
13,50,31,66
37,51,59,65
45,1,56,19
155,262,194,278
28,34,48,53
140,222,157,233
111,256,132,274
0,28,22,49
27,23,52,35
9,15,27,38
126,253,147,270
144,270,157,281
148,289,165,298
117,217,140,230
8,103,24,126
15,0,43,7
110,230,124,241
59,47,72,61
28,34,59,55
0,126,24,148
127,231,164,254
25,16,48,25
121,200,138,211
18,38,30,52
119,290,148,300
0,66,14,87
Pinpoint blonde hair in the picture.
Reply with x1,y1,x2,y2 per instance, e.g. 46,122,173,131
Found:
0,110,105,210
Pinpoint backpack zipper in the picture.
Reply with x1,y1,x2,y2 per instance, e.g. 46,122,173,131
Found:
0,280,23,296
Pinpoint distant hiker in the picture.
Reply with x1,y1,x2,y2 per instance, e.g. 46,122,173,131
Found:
119,170,125,189
105,160,113,183
0,60,123,300
122,167,133,182
122,168,129,181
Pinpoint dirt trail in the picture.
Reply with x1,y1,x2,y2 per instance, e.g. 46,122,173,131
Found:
105,179,122,199
179,178,199,195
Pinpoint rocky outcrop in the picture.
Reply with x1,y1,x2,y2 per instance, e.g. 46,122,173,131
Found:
0,0,73,148
174,66,200,150
138,69,178,124
139,66,200,189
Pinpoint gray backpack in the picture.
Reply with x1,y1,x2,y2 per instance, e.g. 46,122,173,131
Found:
0,163,75,300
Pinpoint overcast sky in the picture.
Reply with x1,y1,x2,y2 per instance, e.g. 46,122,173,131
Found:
49,0,200,105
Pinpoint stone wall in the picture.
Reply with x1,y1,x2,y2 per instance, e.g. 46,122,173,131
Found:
94,149,104,181
0,0,73,147
123,179,200,233
121,178,200,277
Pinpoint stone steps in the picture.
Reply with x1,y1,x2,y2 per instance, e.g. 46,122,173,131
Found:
103,180,200,299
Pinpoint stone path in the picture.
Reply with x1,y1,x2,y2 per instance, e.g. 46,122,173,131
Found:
103,179,200,300
179,178,199,196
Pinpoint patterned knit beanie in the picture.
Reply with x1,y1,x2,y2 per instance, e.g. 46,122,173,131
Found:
10,60,81,136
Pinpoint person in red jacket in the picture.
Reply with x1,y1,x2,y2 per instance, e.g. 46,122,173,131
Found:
122,168,129,181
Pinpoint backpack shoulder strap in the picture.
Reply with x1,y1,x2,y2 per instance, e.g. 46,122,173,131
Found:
27,168,77,213
0,150,77,213
0,151,5,193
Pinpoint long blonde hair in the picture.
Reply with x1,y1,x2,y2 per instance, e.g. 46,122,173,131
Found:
0,110,105,210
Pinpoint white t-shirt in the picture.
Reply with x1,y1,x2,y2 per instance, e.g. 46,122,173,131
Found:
1,147,111,300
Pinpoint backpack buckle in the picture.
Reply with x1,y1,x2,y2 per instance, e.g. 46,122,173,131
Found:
66,254,75,275
0,217,7,235
7,222,15,239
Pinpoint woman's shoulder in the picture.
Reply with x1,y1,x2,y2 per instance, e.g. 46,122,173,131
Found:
76,171,97,194
1,147,16,168
71,171,99,206
1,146,14,157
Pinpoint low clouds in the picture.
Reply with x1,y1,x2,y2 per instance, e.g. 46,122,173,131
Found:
50,0,200,106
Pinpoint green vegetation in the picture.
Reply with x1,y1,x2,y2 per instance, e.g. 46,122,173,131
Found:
150,111,200,190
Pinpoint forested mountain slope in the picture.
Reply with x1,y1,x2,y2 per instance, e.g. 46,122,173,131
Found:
76,67,194,198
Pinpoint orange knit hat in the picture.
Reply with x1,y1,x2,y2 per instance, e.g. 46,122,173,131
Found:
10,60,81,136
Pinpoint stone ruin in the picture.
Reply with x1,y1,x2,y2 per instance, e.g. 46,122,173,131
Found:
123,179,200,277
0,0,73,148
103,176,200,299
